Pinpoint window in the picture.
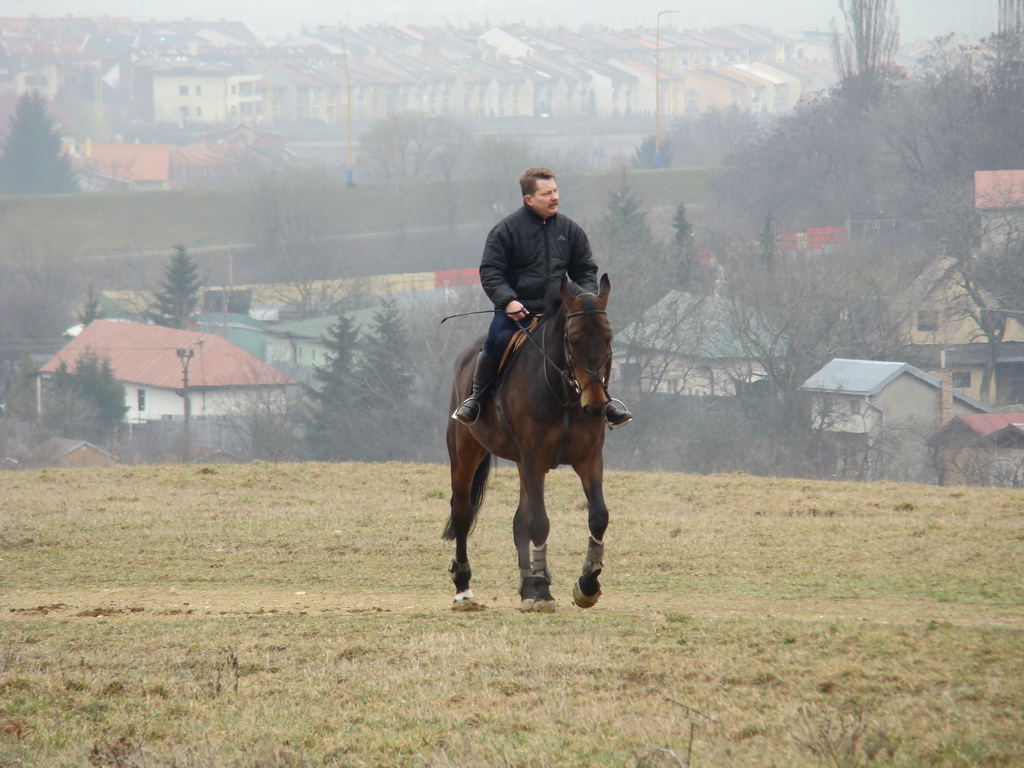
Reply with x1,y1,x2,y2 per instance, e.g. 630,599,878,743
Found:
195,85,202,96
137,389,146,412
850,400,861,414
952,372,972,390
179,85,189,96
196,106,203,117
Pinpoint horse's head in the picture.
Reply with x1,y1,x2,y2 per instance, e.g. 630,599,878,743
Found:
560,273,613,416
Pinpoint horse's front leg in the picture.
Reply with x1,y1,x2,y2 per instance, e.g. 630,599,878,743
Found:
514,463,555,613
573,454,608,609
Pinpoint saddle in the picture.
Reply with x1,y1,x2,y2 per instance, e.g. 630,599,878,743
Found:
498,316,541,373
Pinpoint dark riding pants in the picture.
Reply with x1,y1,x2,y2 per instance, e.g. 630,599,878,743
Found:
483,312,519,358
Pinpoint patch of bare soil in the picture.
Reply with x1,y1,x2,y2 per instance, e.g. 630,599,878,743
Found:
3,588,1022,629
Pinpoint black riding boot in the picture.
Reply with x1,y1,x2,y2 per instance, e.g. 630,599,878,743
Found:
605,399,632,430
452,352,500,426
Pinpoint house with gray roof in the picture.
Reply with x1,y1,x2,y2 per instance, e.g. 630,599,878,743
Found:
799,358,992,482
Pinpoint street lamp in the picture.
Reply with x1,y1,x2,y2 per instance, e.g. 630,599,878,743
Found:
177,347,195,463
320,22,354,186
655,9,680,168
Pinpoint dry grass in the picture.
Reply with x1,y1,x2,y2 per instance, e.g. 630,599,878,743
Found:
1,462,1022,767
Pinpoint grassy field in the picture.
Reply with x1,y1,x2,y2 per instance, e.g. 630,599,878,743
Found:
1,462,1021,767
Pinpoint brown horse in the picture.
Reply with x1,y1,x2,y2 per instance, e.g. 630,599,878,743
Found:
444,274,614,612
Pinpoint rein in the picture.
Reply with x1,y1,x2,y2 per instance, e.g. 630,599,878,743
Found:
511,306,611,406
563,308,612,398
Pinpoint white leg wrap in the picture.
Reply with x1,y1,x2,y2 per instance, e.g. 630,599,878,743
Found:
530,543,552,583
583,536,604,577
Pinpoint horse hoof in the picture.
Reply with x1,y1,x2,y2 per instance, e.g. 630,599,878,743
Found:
573,581,602,609
533,598,557,614
520,598,556,613
452,591,485,611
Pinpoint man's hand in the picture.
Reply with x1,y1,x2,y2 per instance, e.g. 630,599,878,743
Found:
505,300,529,321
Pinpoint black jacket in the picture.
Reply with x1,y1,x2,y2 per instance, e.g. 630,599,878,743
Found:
479,204,599,314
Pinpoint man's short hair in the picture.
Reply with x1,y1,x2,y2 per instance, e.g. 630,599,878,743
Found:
520,167,556,197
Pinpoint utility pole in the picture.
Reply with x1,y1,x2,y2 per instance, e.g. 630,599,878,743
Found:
655,9,680,168
320,22,355,186
177,347,195,462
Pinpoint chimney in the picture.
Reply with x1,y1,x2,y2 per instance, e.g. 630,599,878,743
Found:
937,370,954,427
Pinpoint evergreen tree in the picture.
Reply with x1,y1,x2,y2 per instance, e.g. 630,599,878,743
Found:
671,203,698,288
42,351,127,445
758,212,778,270
634,135,673,169
77,285,105,327
148,246,202,329
593,183,654,254
0,92,77,194
304,313,361,460
356,297,412,410
3,348,38,420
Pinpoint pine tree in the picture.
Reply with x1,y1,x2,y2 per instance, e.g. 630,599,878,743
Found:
759,212,778,269
0,92,77,194
77,285,105,327
356,297,412,410
671,203,698,288
304,313,361,460
148,246,202,329
42,351,127,445
594,184,654,254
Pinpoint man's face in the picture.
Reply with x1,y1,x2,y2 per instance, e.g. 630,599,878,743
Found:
525,178,559,219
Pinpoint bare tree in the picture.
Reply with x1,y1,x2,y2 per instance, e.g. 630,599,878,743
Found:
222,361,301,461
466,135,534,218
361,112,470,184
832,0,901,102
248,167,347,318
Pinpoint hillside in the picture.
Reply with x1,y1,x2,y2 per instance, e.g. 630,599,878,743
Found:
0,168,714,265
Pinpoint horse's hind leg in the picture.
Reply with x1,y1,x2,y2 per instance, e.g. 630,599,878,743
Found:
573,455,609,609
446,433,489,611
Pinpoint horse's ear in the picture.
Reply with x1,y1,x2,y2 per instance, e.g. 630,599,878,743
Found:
559,275,573,304
599,273,610,302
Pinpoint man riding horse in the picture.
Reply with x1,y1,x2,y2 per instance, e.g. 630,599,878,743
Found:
451,167,632,429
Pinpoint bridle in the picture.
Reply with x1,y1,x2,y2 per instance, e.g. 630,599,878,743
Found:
511,302,612,406
561,308,612,399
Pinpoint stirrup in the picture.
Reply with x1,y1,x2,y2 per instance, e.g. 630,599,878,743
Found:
452,397,481,426
606,398,632,430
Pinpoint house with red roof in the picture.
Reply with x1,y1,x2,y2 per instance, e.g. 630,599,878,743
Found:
36,320,295,424
76,140,172,190
932,411,1024,487
975,170,1024,253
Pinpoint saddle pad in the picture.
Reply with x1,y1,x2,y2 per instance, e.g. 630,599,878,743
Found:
498,315,541,372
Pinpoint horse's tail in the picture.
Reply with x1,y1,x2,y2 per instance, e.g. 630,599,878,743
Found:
442,454,492,540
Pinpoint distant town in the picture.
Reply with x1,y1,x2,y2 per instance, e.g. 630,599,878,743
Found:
0,15,862,187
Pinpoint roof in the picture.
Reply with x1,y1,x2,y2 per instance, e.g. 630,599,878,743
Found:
618,290,776,359
800,358,993,413
975,170,1024,209
932,411,1024,446
39,438,118,462
944,412,1024,437
38,320,294,389
800,358,934,396
84,142,171,182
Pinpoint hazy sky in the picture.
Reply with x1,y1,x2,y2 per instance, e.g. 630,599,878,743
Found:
3,0,999,42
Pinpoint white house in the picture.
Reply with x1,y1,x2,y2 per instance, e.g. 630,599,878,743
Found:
37,320,295,424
